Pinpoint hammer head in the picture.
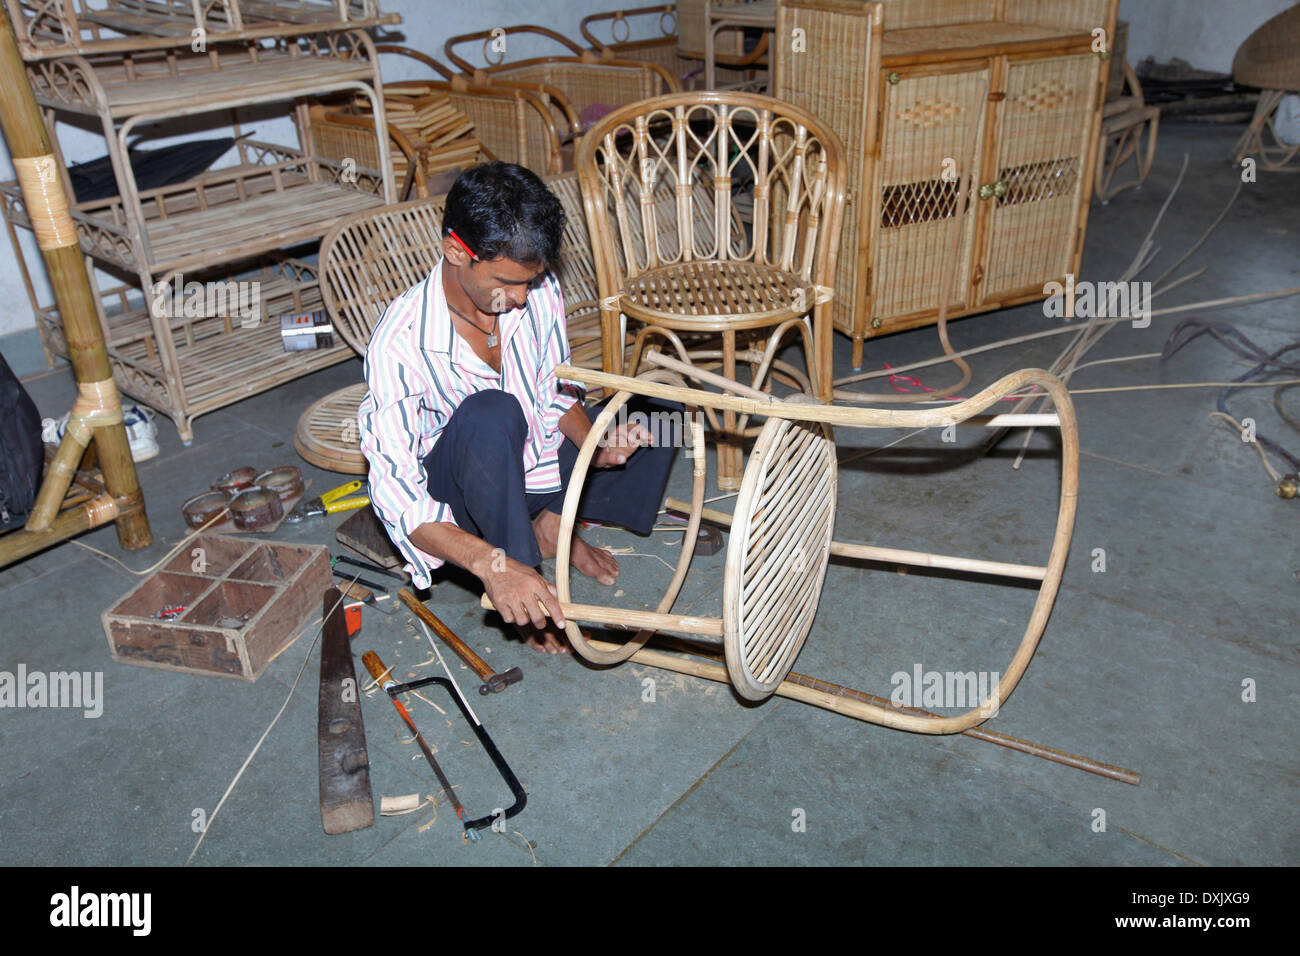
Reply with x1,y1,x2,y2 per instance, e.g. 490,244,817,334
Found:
479,666,524,695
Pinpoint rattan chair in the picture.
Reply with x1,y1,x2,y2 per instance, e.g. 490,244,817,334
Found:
577,90,846,490
307,98,482,201
443,25,680,136
1094,60,1159,202
1231,4,1300,172
580,4,701,85
376,46,567,175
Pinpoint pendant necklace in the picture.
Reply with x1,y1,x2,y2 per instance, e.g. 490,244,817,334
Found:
449,302,499,348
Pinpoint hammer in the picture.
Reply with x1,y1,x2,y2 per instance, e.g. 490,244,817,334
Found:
397,589,523,695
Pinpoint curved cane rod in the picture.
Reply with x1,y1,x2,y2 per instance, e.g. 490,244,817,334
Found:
628,327,723,434
802,372,1073,734
732,318,816,438
553,380,709,665
610,368,708,657
565,358,1064,433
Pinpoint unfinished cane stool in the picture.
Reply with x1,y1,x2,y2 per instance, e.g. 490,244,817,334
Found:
483,350,1079,724
577,91,847,492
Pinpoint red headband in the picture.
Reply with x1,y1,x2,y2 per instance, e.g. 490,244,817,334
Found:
448,229,479,261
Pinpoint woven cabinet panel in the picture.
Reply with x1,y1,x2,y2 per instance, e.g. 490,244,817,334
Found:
875,0,997,30
775,0,877,333
873,65,988,320
1002,0,1114,32
982,52,1099,299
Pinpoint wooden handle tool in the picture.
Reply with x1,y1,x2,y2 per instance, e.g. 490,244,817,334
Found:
399,589,522,695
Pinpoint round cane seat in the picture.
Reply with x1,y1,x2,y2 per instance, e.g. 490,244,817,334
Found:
294,383,369,475
723,415,836,700
620,260,815,332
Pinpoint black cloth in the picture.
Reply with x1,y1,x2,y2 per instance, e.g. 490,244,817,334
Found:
422,389,679,567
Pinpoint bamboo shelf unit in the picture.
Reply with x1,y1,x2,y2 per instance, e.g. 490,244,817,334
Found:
2,4,399,442
775,0,1118,369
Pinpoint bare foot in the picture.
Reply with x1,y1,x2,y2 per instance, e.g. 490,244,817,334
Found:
571,536,619,585
532,509,620,585
515,621,572,654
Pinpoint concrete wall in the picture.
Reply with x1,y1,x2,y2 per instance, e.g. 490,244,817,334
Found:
0,0,1292,349
1120,0,1294,75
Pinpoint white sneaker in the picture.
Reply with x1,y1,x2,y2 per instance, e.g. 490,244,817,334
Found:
123,404,159,461
41,402,160,462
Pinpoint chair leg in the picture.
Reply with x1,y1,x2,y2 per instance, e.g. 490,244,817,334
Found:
1232,90,1300,172
717,329,743,492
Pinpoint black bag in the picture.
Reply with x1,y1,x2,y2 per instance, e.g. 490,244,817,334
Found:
0,352,45,531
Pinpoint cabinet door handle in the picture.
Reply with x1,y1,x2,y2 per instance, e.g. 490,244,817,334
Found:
993,179,1009,198
887,71,900,85
978,183,995,200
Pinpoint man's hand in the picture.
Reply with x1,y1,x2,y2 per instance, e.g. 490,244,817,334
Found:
475,551,566,630
595,420,652,468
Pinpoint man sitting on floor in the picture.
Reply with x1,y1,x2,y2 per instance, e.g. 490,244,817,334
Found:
358,162,675,653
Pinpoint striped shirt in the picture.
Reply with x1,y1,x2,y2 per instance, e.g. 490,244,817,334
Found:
358,259,583,589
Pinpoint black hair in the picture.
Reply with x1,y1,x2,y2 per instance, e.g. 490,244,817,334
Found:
442,162,565,268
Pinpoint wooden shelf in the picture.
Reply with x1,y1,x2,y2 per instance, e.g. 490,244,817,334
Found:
7,0,398,61
146,179,386,274
115,313,353,419
882,22,1072,59
3,145,388,277
28,41,384,118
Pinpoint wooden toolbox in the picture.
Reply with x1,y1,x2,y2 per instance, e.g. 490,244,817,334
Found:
102,535,330,682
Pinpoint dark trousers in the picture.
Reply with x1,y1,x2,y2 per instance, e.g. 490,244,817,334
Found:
423,390,679,568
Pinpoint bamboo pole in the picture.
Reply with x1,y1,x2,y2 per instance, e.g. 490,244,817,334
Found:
0,9,150,555
594,637,1140,786
480,593,725,638
662,497,1048,581
0,493,145,565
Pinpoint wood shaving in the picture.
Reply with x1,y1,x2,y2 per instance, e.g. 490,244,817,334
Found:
380,794,426,815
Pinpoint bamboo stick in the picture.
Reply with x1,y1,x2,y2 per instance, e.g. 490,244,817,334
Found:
0,10,150,554
597,636,1139,785
479,592,724,637
663,497,1047,581
0,493,143,565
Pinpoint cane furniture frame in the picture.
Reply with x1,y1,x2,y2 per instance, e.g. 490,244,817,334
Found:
4,0,398,61
376,44,574,167
1094,59,1158,202
580,4,698,83
1231,5,1300,173
3,21,397,442
488,351,1079,720
443,24,680,137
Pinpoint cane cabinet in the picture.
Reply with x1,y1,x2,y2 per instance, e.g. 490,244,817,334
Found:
776,0,1117,369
